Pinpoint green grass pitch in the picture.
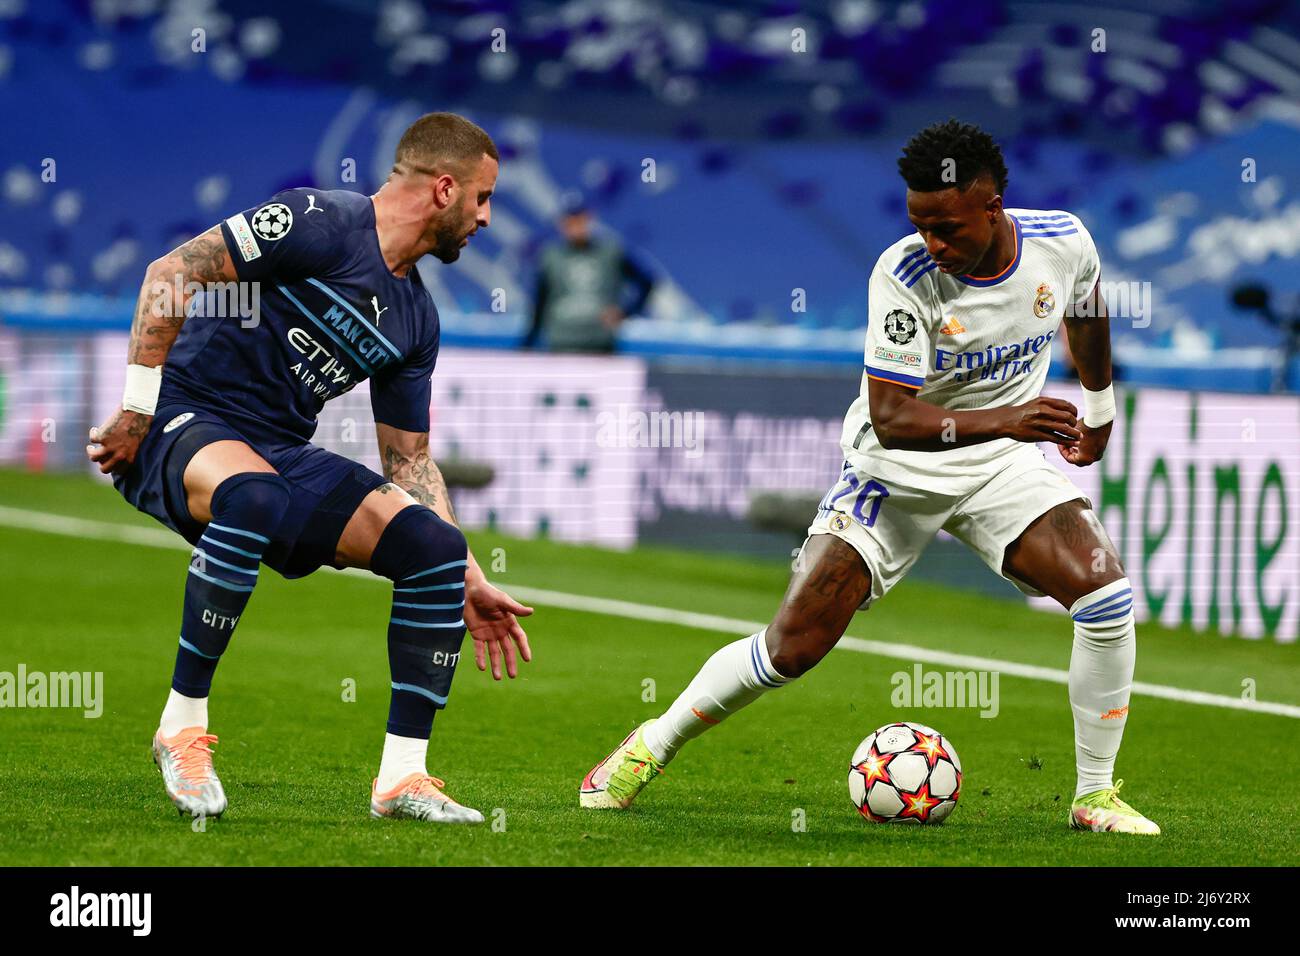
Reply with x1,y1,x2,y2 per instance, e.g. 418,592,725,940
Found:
0,468,1296,866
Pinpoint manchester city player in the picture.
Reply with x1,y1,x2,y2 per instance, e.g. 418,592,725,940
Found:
87,113,532,824
581,120,1160,835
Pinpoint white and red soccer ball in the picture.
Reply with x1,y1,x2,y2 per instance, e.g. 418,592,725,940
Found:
848,722,962,825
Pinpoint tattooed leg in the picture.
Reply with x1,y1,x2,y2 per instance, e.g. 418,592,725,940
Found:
767,533,873,677
335,482,421,569
1002,499,1125,608
640,534,871,764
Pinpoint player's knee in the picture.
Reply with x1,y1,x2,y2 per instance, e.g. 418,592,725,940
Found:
209,472,291,534
369,504,468,584
417,514,467,567
766,619,837,679
1064,564,1128,613
1069,576,1135,640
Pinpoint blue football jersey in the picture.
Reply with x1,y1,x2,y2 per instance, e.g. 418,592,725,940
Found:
159,188,440,447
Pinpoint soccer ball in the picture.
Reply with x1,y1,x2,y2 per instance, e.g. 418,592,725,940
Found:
848,721,962,825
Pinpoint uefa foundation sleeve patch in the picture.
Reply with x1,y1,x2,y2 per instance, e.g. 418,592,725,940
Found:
224,212,263,263
873,346,923,368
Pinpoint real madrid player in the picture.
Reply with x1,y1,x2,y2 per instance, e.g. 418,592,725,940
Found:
87,113,533,824
581,120,1159,835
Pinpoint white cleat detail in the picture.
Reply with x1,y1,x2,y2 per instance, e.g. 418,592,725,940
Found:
152,726,228,819
370,773,484,825
1069,780,1161,835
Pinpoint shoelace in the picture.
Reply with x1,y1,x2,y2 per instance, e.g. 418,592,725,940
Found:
171,733,219,784
409,775,450,802
1083,778,1136,813
1105,779,1136,810
609,749,661,793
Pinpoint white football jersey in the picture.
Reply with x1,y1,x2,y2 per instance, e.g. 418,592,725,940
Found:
840,209,1101,492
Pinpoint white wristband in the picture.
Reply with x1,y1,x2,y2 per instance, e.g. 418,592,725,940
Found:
1081,383,1115,428
122,364,163,415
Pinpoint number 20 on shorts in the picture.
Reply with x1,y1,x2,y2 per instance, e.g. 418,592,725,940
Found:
829,476,890,527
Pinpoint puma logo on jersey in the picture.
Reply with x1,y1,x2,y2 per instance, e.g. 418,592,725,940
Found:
940,317,966,335
304,194,323,214
371,296,388,325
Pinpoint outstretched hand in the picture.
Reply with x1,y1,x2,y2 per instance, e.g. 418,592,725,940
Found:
464,577,534,680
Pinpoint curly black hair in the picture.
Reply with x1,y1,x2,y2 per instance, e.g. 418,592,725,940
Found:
897,119,1008,196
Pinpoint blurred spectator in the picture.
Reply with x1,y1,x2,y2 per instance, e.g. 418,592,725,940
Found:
524,194,655,353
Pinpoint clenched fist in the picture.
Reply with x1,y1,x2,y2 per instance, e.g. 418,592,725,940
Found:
86,409,152,475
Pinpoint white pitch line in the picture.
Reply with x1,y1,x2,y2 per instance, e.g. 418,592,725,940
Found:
3,505,1298,720
0,505,182,549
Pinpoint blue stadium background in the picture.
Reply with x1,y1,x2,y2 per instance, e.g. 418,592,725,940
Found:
1,0,1299,389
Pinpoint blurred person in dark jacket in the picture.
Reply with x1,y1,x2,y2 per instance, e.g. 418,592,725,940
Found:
524,195,654,353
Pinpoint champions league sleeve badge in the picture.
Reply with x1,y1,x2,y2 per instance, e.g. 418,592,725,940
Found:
883,309,919,345
251,202,293,241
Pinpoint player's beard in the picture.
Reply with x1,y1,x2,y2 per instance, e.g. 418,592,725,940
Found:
430,199,475,264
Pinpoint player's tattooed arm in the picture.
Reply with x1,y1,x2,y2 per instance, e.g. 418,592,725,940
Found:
128,225,237,365
88,225,239,474
376,423,458,526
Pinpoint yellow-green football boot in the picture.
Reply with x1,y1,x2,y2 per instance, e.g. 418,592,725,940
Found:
1069,779,1160,834
580,720,666,809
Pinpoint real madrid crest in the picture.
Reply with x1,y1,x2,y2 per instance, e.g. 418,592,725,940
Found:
1033,282,1055,319
830,513,851,532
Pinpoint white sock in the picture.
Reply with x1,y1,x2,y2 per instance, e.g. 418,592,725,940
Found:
642,630,791,764
1068,579,1136,799
159,688,208,738
376,733,429,792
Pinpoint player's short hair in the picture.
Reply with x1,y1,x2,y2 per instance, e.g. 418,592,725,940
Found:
897,119,1008,196
394,112,499,178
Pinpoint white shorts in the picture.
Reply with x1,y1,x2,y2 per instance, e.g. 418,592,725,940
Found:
804,446,1088,608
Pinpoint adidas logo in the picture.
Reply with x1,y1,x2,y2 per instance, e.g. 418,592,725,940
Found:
940,317,965,335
